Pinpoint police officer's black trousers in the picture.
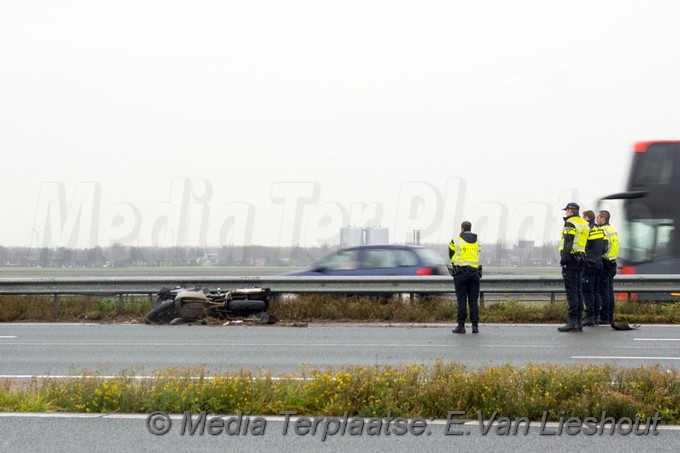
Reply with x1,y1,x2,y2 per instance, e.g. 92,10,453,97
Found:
454,268,481,324
598,262,617,323
562,264,583,320
581,265,602,319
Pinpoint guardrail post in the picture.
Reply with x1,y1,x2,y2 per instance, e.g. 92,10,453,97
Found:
550,292,555,304
53,294,59,311
479,292,485,308
409,293,415,304
118,294,124,310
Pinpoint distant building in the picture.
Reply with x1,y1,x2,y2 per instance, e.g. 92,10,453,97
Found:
340,226,390,248
340,226,364,248
365,226,389,245
200,253,219,266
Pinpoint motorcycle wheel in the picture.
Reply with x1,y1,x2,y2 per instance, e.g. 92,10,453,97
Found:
144,299,175,324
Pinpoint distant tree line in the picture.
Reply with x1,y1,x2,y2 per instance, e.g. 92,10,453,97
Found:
0,244,325,268
0,241,561,268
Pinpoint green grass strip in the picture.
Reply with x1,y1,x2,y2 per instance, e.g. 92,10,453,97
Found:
2,294,680,323
2,362,679,423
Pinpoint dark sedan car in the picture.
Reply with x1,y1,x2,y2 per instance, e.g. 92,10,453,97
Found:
290,244,449,276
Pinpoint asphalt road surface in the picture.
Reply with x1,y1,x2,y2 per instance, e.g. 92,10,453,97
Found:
2,322,679,452
1,412,679,453
1,322,679,376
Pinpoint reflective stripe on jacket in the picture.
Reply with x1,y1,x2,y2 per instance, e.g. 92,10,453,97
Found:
601,224,619,260
585,222,606,265
559,215,589,254
449,235,481,268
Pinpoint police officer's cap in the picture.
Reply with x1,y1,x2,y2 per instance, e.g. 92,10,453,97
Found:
562,202,580,211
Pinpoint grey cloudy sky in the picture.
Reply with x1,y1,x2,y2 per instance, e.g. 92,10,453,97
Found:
1,1,679,249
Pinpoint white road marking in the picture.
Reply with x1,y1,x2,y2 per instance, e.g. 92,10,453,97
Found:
0,342,457,347
0,341,570,348
0,336,17,338
0,323,99,326
480,344,568,348
0,374,306,381
634,338,680,341
0,412,678,430
572,355,680,360
1,341,677,349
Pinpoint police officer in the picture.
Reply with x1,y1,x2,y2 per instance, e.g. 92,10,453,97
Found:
558,202,589,332
449,221,482,334
596,210,619,325
581,210,606,326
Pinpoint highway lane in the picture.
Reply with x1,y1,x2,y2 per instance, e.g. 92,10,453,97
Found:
2,323,679,452
1,412,679,453
1,323,679,376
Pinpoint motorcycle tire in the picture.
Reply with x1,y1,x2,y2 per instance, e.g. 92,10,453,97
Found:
144,299,176,324
153,287,176,308
152,296,173,309
228,299,268,314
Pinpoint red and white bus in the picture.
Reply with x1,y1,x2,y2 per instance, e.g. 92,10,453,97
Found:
600,140,680,299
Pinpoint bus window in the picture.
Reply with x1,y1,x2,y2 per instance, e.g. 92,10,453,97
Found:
630,144,674,187
622,218,676,262
657,226,676,258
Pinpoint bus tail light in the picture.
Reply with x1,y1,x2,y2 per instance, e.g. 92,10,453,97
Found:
619,266,636,274
618,265,636,300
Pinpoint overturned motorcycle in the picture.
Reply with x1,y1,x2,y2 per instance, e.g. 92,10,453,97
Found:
144,285,278,325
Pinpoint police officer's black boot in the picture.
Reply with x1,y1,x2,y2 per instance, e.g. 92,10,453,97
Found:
472,324,479,334
582,315,595,327
452,323,466,334
557,318,579,332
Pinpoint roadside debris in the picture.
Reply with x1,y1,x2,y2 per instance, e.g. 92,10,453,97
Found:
144,285,278,325
611,321,641,330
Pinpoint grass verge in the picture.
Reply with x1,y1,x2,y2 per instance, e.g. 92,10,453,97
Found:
0,295,151,322
270,294,680,324
1,362,678,423
1,294,680,324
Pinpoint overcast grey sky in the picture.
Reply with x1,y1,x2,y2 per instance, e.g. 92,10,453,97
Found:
1,1,679,249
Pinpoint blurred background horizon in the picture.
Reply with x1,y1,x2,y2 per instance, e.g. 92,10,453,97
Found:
2,1,678,249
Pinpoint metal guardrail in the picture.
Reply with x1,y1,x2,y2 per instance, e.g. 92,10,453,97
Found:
0,275,679,300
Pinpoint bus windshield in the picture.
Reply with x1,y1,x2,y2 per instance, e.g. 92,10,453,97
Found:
630,144,674,187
